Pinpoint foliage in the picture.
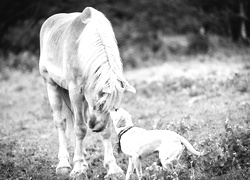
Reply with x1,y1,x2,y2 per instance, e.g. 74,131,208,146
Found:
186,34,210,54
180,113,250,179
0,51,38,72
0,0,250,53
137,116,250,180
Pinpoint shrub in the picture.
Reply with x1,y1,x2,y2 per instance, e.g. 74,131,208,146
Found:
0,51,38,72
229,73,250,93
187,34,210,55
185,117,250,179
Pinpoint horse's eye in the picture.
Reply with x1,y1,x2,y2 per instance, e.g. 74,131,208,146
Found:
99,103,104,110
98,91,104,98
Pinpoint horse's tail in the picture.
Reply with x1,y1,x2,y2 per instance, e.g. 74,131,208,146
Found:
177,134,202,156
60,88,74,144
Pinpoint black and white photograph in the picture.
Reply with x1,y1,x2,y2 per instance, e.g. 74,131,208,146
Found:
0,0,250,179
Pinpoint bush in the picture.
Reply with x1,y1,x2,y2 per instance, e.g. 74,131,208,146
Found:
0,51,38,72
187,34,210,55
185,117,250,179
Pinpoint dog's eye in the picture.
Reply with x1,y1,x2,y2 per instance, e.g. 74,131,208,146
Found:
114,108,118,112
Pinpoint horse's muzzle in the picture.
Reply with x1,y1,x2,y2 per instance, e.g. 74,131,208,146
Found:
92,123,107,132
89,114,109,132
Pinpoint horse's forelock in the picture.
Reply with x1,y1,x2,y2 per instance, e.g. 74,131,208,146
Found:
77,13,124,112
87,68,122,112
98,73,124,111
103,85,123,112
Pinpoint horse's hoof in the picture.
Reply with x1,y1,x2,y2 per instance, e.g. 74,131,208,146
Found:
56,167,71,175
104,172,125,180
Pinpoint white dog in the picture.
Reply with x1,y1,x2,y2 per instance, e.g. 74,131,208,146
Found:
110,108,202,180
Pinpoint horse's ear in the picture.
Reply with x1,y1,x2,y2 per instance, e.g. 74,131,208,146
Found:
125,82,136,94
80,7,93,23
81,7,102,24
117,75,136,93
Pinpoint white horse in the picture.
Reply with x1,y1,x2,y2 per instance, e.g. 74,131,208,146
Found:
39,7,135,179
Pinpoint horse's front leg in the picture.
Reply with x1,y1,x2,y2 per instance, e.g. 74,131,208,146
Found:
46,83,71,175
68,83,88,179
101,121,124,179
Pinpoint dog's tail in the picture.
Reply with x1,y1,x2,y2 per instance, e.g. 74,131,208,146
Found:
178,135,202,156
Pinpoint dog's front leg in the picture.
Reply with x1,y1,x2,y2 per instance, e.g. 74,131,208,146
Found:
126,157,134,180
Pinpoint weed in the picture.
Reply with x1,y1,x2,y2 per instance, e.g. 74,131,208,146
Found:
187,34,210,55
183,115,250,180
230,73,250,93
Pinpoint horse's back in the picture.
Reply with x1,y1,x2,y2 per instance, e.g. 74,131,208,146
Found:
40,12,81,64
39,7,120,89
39,12,83,86
39,7,108,66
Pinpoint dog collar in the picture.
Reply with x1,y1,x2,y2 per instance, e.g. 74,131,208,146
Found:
117,126,134,154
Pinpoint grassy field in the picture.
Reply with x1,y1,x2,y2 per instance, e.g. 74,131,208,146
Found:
0,51,250,180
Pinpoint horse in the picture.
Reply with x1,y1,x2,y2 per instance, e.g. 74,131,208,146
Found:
39,7,136,179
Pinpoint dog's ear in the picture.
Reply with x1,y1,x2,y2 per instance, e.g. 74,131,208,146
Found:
116,117,126,128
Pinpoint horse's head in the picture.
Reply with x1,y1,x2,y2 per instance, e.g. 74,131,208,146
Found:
86,78,136,132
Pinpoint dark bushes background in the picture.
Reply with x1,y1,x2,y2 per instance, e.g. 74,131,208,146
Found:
0,0,250,54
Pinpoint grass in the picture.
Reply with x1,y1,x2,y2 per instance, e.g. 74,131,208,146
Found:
0,50,250,179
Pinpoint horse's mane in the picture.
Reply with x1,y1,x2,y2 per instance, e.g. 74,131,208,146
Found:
77,11,125,111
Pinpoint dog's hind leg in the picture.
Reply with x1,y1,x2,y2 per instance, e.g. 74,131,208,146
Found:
159,149,176,174
126,157,134,180
159,150,181,180
132,155,143,179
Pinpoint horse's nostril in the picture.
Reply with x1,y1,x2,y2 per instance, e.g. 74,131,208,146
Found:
92,122,106,132
88,115,96,129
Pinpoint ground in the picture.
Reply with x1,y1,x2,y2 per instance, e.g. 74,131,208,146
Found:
0,51,250,180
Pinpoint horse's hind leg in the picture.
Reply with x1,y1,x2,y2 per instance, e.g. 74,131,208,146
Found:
46,82,71,175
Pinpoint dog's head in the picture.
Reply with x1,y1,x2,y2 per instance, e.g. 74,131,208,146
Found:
110,108,134,134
